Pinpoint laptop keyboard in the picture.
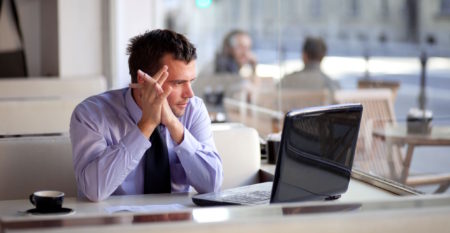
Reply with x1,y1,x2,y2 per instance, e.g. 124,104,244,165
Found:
221,190,271,205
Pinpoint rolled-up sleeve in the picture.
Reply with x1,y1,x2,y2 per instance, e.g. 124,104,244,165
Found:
173,99,223,193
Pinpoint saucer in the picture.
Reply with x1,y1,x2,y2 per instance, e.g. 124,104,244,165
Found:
26,207,74,215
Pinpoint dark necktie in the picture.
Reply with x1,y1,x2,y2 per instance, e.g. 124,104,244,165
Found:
143,126,171,193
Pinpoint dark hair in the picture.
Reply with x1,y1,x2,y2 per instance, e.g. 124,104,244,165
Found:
127,29,197,83
302,37,327,62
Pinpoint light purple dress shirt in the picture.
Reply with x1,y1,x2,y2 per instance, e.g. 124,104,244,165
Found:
70,88,223,201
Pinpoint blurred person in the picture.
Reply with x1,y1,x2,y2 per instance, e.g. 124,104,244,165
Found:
70,29,223,202
279,36,339,97
215,29,257,75
194,30,259,120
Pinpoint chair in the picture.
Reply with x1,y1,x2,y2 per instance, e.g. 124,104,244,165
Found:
357,79,400,103
334,89,403,181
250,89,330,113
227,89,329,137
212,124,262,189
0,97,84,135
223,97,284,137
0,76,107,99
0,135,77,200
0,76,107,136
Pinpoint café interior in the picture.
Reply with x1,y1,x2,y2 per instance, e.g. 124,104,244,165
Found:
1,0,450,232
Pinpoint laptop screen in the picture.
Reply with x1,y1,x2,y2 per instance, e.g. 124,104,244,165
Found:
271,104,362,203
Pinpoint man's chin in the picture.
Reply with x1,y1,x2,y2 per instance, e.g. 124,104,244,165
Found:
172,108,185,118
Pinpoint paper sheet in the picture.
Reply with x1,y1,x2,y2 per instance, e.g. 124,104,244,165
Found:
104,204,186,214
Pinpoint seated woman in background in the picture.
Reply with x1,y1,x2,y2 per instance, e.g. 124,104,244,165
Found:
215,29,257,75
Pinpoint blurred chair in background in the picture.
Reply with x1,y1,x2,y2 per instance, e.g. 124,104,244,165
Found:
250,89,330,114
357,79,400,103
334,89,403,181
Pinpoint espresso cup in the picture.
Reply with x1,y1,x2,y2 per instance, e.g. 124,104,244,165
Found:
29,190,64,212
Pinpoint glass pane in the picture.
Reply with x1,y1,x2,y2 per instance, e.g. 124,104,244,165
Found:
272,0,450,195
165,0,450,195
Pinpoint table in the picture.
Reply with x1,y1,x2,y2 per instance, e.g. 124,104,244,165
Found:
0,164,423,232
1,192,450,233
373,125,450,192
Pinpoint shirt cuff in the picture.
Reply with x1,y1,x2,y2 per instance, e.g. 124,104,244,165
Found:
121,126,151,161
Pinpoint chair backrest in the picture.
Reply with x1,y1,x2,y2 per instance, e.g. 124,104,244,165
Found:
0,97,83,135
212,124,261,189
0,76,107,99
224,97,284,137
357,79,400,103
0,125,262,200
250,89,330,113
334,89,402,179
0,76,107,136
0,135,77,200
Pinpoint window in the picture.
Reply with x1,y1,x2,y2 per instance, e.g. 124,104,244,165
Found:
441,0,450,15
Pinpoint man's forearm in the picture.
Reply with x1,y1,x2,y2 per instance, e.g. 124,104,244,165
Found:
166,119,185,145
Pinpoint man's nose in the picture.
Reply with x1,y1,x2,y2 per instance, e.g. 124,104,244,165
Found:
183,83,194,98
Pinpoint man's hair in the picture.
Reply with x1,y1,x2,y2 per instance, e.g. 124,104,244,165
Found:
302,37,327,62
127,29,197,83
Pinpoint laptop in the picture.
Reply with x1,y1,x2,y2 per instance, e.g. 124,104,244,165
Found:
192,103,363,206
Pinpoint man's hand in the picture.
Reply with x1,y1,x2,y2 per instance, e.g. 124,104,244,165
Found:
130,67,172,138
161,98,184,144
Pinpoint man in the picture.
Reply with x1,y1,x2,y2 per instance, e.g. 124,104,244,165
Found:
70,29,223,202
279,36,339,100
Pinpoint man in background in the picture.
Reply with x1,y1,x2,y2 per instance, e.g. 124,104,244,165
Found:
279,37,339,98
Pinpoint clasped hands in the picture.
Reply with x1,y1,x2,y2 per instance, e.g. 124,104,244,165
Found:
130,66,179,139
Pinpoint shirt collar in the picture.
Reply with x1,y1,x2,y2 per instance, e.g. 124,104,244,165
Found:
125,88,142,124
304,61,321,71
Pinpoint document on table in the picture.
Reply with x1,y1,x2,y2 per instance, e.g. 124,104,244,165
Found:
104,204,186,214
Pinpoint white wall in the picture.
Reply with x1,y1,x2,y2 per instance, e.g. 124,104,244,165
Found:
58,0,103,78
111,0,165,88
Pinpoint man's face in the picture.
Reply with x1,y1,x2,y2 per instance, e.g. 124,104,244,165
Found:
161,54,196,117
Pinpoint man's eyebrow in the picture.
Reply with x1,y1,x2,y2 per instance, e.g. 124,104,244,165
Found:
169,78,196,83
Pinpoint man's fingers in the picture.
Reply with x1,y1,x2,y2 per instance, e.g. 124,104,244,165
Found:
153,65,168,82
157,70,169,86
129,83,142,89
153,82,164,96
137,69,155,84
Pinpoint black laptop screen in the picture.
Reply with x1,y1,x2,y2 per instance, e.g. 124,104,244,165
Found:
271,104,362,203
288,110,361,169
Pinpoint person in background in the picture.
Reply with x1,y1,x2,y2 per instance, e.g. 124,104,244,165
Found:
215,29,257,75
70,29,223,202
279,36,339,97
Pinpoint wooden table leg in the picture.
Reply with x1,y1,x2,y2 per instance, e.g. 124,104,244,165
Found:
400,144,415,183
386,141,398,181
